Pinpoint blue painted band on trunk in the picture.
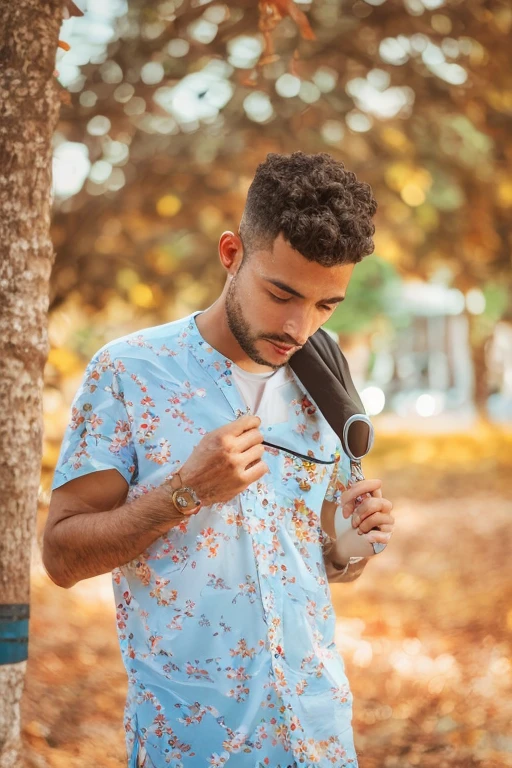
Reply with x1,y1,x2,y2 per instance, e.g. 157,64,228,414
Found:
0,605,30,665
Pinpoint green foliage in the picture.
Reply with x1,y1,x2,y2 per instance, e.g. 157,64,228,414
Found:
325,255,403,334
49,0,512,351
483,281,509,323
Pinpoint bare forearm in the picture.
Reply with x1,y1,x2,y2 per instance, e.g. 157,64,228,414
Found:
43,484,183,588
325,553,369,583
321,527,369,583
321,500,369,582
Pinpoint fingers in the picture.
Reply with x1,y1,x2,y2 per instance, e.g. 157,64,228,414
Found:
358,493,389,518
236,427,264,453
352,501,394,533
366,530,393,545
341,479,382,517
341,482,386,519
371,523,394,532
354,512,393,534
240,442,266,470
228,414,262,436
242,459,269,485
351,496,393,521
352,504,393,530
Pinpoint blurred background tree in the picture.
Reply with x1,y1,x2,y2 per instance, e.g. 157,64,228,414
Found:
47,0,512,430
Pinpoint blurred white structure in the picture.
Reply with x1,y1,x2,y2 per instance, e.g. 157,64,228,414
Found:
365,280,477,430
486,321,512,423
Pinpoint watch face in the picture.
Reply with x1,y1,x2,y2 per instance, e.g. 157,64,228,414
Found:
175,492,191,508
173,487,200,512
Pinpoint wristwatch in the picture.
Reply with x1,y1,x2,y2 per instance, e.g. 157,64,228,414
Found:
167,471,202,516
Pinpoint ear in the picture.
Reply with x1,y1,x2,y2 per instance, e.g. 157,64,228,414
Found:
218,231,244,276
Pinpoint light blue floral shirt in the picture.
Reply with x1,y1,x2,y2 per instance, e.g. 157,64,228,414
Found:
52,311,359,768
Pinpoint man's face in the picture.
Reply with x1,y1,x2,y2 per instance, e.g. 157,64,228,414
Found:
225,233,355,370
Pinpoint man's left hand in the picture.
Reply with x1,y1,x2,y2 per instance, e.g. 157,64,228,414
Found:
340,478,395,547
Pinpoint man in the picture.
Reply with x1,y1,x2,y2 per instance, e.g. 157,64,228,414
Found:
43,151,395,767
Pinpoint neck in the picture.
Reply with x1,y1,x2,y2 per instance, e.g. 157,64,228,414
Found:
195,299,275,374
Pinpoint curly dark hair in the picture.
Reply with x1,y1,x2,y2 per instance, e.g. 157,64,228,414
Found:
239,151,377,266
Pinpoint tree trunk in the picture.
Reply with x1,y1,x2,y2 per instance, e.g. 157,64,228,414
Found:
471,327,494,419
0,2,62,764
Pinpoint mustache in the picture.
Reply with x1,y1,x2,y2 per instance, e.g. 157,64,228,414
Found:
264,337,301,347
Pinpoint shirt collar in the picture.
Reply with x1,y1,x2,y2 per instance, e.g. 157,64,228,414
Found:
181,310,249,417
181,310,339,458
181,310,323,429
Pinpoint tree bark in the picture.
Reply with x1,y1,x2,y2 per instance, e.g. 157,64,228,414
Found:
471,331,492,418
0,1,62,763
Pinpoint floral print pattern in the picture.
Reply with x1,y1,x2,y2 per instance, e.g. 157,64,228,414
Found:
52,311,358,767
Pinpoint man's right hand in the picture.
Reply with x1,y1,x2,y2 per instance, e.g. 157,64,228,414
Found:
43,415,269,587
176,415,269,505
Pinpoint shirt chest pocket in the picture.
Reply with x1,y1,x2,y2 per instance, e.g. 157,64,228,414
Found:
262,427,338,510
258,379,338,497
280,450,334,508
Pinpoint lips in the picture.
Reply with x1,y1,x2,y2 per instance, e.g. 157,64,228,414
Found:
269,341,295,353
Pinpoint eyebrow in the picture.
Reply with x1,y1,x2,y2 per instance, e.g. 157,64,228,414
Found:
265,278,346,304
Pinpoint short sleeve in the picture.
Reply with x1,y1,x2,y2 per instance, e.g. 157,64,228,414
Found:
324,448,351,504
51,348,137,491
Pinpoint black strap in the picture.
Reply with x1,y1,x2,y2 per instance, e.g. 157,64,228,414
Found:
289,327,370,458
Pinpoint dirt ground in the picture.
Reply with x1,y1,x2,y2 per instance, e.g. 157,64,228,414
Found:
21,430,512,768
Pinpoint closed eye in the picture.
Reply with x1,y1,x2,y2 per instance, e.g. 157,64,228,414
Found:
269,293,290,304
268,292,337,312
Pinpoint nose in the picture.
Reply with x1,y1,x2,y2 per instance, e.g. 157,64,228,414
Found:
282,310,315,348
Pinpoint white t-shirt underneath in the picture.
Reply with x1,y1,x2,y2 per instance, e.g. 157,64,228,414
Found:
231,363,292,416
